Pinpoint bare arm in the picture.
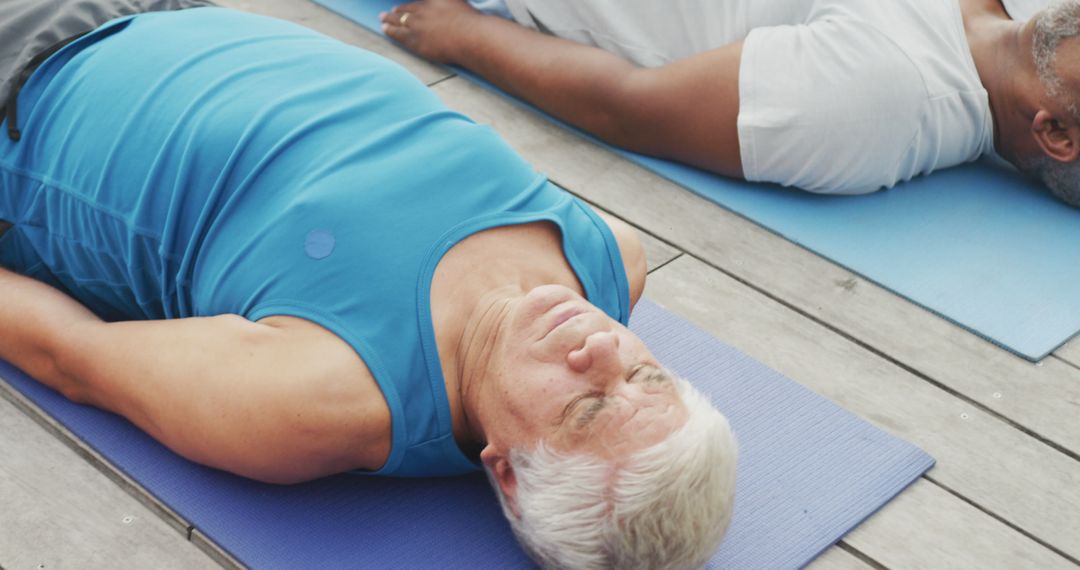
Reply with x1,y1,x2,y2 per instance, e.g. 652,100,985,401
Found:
382,1,744,177
0,267,389,483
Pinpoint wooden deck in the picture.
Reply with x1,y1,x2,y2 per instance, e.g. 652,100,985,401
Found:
2,1,1079,567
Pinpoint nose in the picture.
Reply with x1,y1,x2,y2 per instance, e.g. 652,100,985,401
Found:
567,330,623,380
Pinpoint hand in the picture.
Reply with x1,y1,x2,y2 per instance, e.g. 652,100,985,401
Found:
380,0,482,63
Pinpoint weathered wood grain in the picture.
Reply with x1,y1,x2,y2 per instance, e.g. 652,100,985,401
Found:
0,389,217,569
641,232,681,273
844,479,1075,569
0,379,191,537
646,255,1080,562
1056,339,1080,369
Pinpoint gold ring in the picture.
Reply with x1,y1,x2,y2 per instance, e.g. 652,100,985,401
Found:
399,12,410,26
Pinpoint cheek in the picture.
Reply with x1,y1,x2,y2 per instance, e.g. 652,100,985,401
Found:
615,332,658,364
504,370,568,414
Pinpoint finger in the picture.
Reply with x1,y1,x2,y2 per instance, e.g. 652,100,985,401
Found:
387,5,420,29
380,6,407,26
387,3,422,20
382,20,409,41
380,8,407,36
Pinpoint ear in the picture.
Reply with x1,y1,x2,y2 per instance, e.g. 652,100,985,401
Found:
1032,109,1080,163
481,444,520,518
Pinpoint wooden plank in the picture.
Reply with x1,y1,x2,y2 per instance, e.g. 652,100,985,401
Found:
804,546,876,570
641,232,681,273
0,389,217,569
428,75,1080,458
844,479,1075,570
0,379,191,537
1055,339,1080,369
213,0,450,86
645,255,1080,563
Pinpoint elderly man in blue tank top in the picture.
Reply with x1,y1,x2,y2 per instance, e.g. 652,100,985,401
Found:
383,0,1080,206
0,2,737,568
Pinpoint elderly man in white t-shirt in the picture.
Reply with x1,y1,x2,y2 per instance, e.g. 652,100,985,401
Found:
379,0,1080,206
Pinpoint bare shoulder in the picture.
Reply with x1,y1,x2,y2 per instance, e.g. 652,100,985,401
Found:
591,209,646,305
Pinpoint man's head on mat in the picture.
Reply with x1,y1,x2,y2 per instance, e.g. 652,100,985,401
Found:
1002,1,1080,206
467,284,738,569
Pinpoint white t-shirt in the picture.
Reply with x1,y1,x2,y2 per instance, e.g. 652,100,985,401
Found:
475,0,1047,194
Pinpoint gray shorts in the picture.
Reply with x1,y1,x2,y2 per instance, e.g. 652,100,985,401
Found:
0,0,213,106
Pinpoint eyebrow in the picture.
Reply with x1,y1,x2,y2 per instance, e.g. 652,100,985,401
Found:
627,364,672,386
557,365,672,428
574,397,607,429
558,391,602,427
639,366,671,384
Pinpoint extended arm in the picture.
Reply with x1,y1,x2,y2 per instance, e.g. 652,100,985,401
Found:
0,267,389,483
381,1,745,177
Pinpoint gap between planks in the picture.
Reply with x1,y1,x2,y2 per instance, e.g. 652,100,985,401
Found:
0,379,219,568
0,379,193,539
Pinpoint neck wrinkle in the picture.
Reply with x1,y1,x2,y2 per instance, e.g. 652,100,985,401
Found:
455,288,518,449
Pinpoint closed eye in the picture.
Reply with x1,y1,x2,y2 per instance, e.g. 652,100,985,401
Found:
557,365,667,427
558,391,604,426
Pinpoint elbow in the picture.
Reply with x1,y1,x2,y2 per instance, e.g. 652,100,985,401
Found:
583,71,667,156
34,352,81,402
582,94,644,151
39,324,98,405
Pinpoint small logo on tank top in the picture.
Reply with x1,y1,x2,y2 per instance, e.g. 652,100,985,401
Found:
304,229,336,260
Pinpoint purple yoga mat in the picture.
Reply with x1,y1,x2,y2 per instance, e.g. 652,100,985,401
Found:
0,299,932,568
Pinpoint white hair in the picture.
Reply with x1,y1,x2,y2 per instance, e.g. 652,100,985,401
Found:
486,374,738,570
1033,1,1080,103
1028,1,1080,206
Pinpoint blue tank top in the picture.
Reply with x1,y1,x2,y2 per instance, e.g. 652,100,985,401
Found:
0,8,630,477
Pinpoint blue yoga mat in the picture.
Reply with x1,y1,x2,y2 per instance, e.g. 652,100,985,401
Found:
311,0,1080,361
0,299,933,569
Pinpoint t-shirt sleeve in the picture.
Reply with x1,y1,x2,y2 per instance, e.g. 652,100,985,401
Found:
737,19,928,194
